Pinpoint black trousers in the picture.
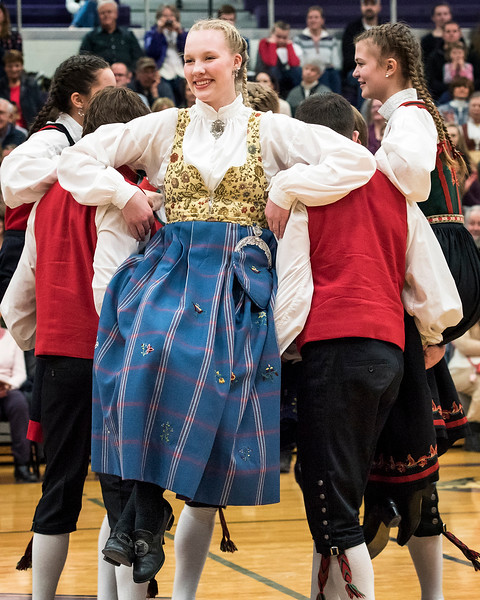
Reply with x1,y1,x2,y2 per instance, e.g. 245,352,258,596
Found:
297,337,403,554
32,357,92,535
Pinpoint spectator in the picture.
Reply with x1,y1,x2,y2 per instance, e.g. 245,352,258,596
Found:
468,22,480,91
462,92,480,166
111,61,149,106
144,4,187,106
151,96,174,111
443,41,473,84
438,76,474,125
421,2,452,58
255,71,292,116
425,20,463,101
448,320,480,451
286,61,330,116
465,205,480,247
0,50,44,130
293,5,342,93
79,0,144,72
256,21,302,98
341,0,382,107
67,0,99,28
0,98,25,148
0,322,37,482
362,98,385,154
246,81,280,113
0,2,22,80
128,56,174,108
217,4,250,56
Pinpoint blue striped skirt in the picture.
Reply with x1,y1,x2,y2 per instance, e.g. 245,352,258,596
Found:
91,221,280,506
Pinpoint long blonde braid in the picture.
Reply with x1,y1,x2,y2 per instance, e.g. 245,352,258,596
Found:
189,19,250,107
356,22,466,176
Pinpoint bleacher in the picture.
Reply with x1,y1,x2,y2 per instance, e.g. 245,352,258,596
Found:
5,0,480,31
247,0,480,30
2,0,131,28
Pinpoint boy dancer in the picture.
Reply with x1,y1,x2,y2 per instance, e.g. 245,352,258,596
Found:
275,92,462,600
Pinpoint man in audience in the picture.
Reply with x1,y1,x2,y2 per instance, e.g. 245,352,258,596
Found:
256,21,303,98
465,205,480,249
112,61,149,106
294,5,342,93
79,0,144,71
421,3,452,58
128,56,174,108
342,0,382,106
425,20,463,101
0,99,25,149
286,61,330,116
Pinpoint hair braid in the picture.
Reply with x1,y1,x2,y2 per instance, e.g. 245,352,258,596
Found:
29,54,109,137
356,22,466,176
189,18,250,107
247,81,279,112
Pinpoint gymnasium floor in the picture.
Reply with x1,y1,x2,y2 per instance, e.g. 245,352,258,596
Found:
0,447,479,599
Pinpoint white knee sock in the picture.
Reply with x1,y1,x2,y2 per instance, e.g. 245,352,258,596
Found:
310,544,341,600
319,543,375,600
116,564,149,600
97,515,118,600
171,505,217,600
97,514,149,600
32,532,69,600
407,534,444,600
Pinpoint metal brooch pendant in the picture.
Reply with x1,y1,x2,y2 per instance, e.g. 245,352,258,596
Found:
210,119,225,140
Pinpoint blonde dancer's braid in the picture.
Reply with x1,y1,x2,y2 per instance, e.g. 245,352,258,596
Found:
247,82,279,113
190,19,251,107
356,22,466,176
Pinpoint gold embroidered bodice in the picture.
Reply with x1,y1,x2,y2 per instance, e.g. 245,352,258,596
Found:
163,109,268,227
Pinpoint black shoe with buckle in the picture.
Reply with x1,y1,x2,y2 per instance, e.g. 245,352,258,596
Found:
363,498,402,559
102,530,135,567
132,500,174,583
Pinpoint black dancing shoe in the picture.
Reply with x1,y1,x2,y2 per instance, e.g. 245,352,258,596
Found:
363,498,401,559
132,501,174,584
102,530,135,567
14,464,38,483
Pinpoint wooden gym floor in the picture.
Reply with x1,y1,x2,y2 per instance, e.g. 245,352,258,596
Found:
0,447,479,599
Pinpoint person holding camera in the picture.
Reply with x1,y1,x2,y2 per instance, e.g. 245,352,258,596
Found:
144,4,187,105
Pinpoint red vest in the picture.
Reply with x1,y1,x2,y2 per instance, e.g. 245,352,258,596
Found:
34,181,99,358
297,170,407,351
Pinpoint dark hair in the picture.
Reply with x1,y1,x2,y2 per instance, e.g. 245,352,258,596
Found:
29,54,110,136
82,86,150,135
3,49,23,66
273,20,290,31
217,4,236,18
0,3,12,39
449,76,474,96
351,105,368,146
296,92,355,139
431,2,451,17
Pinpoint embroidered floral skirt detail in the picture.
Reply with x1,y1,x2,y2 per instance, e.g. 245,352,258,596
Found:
92,221,280,506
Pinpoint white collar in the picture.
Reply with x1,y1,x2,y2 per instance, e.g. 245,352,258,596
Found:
191,95,249,122
379,88,417,121
56,112,83,143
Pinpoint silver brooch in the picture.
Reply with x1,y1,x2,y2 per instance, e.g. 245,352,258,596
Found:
210,119,225,139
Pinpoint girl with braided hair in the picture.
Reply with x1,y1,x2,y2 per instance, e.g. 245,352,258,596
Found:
354,21,480,597
0,53,114,301
57,17,376,594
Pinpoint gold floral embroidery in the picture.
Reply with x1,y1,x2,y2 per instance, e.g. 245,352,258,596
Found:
164,109,268,227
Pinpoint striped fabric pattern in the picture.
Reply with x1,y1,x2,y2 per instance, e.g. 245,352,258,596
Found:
91,221,280,506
